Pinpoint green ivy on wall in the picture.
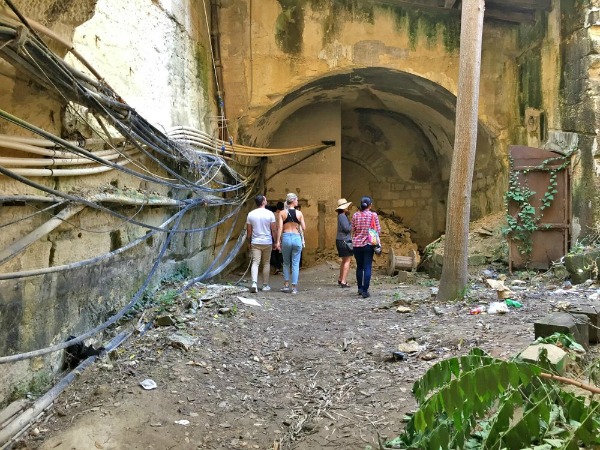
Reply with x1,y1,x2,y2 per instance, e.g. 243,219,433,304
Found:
504,150,575,258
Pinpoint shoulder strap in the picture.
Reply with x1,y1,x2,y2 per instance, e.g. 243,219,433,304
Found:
370,212,376,228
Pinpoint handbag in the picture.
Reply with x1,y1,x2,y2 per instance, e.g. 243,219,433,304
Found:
367,213,380,246
368,213,382,255
345,240,353,252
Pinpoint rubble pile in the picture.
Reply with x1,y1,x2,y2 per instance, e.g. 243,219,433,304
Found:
423,212,508,276
374,212,419,273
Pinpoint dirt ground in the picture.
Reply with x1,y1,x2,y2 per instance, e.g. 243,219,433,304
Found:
8,258,600,450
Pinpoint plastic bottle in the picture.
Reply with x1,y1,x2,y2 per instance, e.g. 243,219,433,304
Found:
505,299,523,308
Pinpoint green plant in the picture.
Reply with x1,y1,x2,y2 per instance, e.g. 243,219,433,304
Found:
416,277,437,287
504,151,574,260
167,265,191,283
569,240,587,255
535,332,585,353
423,238,441,261
457,281,474,301
7,371,52,404
393,292,405,301
155,289,179,311
386,348,600,449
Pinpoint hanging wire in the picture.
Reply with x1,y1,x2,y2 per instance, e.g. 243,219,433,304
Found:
0,0,336,364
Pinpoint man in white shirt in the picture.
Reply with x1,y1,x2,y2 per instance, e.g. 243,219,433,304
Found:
246,195,276,292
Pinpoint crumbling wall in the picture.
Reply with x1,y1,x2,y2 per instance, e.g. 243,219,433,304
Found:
559,1,600,243
219,0,519,251
0,0,218,405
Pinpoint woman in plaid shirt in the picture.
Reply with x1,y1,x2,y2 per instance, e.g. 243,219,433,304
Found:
351,196,381,298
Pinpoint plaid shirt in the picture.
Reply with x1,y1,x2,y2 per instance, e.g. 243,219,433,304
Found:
351,210,381,247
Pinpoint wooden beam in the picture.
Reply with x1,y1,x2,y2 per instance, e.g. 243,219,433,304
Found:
487,0,551,11
485,6,536,24
370,0,458,16
370,0,546,24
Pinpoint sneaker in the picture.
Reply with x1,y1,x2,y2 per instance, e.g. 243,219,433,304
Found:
262,285,271,291
362,291,371,298
280,286,291,293
291,288,298,295
250,282,258,293
357,290,363,296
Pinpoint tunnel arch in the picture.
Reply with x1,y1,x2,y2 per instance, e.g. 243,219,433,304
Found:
244,67,505,248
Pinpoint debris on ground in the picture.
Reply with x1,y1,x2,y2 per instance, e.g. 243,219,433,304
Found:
423,212,508,276
8,231,600,450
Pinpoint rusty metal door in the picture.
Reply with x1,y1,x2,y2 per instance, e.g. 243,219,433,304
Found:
508,146,571,271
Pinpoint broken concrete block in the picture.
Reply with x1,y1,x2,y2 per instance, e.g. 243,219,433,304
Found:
571,314,590,347
564,249,600,284
534,312,589,347
168,332,197,351
155,315,176,327
519,343,567,374
567,304,600,343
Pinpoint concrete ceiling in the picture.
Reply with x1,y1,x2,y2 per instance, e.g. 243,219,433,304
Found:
371,0,552,24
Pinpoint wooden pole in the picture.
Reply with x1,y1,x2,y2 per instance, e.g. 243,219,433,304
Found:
437,0,485,301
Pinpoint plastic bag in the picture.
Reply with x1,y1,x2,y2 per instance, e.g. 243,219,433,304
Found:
487,302,509,314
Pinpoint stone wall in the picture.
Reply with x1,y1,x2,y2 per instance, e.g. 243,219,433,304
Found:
218,0,522,248
267,102,342,252
218,0,598,253
0,0,220,405
561,0,600,242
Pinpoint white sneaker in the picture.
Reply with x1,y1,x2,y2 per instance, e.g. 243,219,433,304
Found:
250,282,258,293
262,285,271,291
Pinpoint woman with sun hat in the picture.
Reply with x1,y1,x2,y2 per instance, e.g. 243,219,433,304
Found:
335,198,353,288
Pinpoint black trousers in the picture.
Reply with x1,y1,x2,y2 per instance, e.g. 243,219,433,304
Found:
270,249,283,270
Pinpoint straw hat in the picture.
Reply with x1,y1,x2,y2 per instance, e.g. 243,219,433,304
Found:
336,198,352,210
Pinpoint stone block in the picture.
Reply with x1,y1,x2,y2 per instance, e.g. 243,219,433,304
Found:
519,344,567,374
468,254,488,266
567,305,600,343
397,271,408,282
534,312,589,347
564,249,600,284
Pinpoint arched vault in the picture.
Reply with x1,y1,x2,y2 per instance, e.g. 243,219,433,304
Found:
244,67,503,247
